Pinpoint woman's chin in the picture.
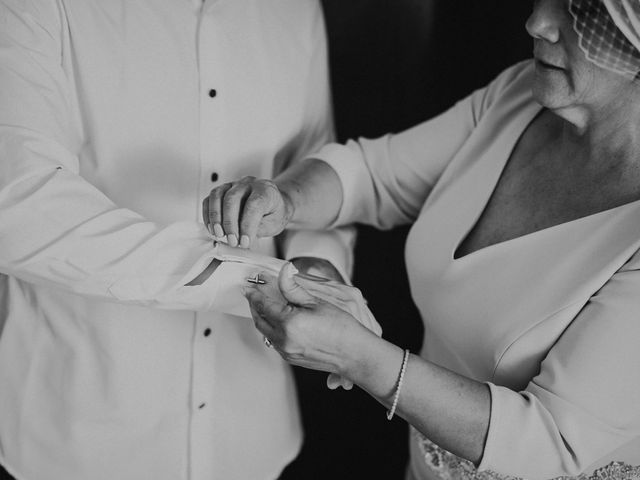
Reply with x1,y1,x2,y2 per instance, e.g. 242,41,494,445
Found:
532,80,571,110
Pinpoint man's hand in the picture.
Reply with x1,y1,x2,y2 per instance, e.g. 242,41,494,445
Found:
290,257,344,283
202,176,293,248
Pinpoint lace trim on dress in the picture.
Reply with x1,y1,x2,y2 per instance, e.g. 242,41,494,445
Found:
412,427,640,480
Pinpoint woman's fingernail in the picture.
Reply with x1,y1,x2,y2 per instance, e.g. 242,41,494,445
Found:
228,234,238,247
213,223,224,238
240,235,250,248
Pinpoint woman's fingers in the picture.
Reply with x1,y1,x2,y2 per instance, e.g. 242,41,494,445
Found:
248,301,276,339
240,188,274,249
236,179,287,246
278,263,318,307
205,182,232,237
221,181,255,247
246,271,361,392
244,280,291,328
204,177,286,248
202,196,210,234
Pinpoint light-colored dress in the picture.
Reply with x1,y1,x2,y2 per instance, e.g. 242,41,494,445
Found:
314,61,640,479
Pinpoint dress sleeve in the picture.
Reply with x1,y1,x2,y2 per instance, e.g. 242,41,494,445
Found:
479,252,640,477
277,1,356,281
0,0,257,313
310,62,530,230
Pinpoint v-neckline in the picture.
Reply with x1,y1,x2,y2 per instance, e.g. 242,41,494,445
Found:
452,105,640,262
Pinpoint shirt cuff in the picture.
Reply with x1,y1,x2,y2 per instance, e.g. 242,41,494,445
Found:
108,241,287,316
477,382,505,473
307,141,369,228
281,227,355,284
478,382,567,476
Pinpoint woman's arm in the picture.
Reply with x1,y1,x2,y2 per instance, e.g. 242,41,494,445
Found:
248,256,640,477
244,263,491,464
277,157,345,229
273,2,357,285
349,336,491,464
203,158,344,246
203,64,532,250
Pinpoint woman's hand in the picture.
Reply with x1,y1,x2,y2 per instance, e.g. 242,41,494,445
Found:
243,263,381,389
202,176,293,248
202,159,345,247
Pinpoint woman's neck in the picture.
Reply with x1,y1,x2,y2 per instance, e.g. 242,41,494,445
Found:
554,97,640,169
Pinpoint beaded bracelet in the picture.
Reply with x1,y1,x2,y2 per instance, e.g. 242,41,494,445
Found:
386,349,410,420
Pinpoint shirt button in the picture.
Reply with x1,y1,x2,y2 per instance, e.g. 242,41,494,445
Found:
210,172,219,182
208,89,217,98
204,328,212,337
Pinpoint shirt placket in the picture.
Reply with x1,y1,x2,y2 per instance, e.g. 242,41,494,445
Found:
189,7,226,480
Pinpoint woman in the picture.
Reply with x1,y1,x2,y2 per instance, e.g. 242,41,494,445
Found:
204,0,640,478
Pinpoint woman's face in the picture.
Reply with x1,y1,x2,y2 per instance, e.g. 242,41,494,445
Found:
526,0,634,113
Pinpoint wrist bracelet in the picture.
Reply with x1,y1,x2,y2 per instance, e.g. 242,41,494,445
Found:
386,349,410,420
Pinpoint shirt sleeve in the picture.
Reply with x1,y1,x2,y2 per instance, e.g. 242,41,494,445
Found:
0,0,258,313
276,1,356,281
310,63,530,230
478,252,640,478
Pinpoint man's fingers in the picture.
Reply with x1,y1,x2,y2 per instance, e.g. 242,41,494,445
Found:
326,373,341,390
363,306,383,336
326,373,354,391
278,263,317,307
295,276,350,298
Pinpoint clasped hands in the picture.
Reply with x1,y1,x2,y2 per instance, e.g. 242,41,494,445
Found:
203,177,383,390
246,264,382,390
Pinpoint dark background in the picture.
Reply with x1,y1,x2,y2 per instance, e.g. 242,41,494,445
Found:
281,2,533,479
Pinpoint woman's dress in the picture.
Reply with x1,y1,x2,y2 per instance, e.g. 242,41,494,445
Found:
312,61,640,479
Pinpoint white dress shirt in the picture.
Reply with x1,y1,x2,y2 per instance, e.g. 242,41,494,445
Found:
0,1,354,479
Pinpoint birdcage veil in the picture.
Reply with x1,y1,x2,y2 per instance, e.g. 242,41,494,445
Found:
569,0,640,77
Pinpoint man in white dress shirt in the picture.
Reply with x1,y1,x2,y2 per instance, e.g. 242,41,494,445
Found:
0,1,353,479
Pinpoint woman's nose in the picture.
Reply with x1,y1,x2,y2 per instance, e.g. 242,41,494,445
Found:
526,0,562,43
